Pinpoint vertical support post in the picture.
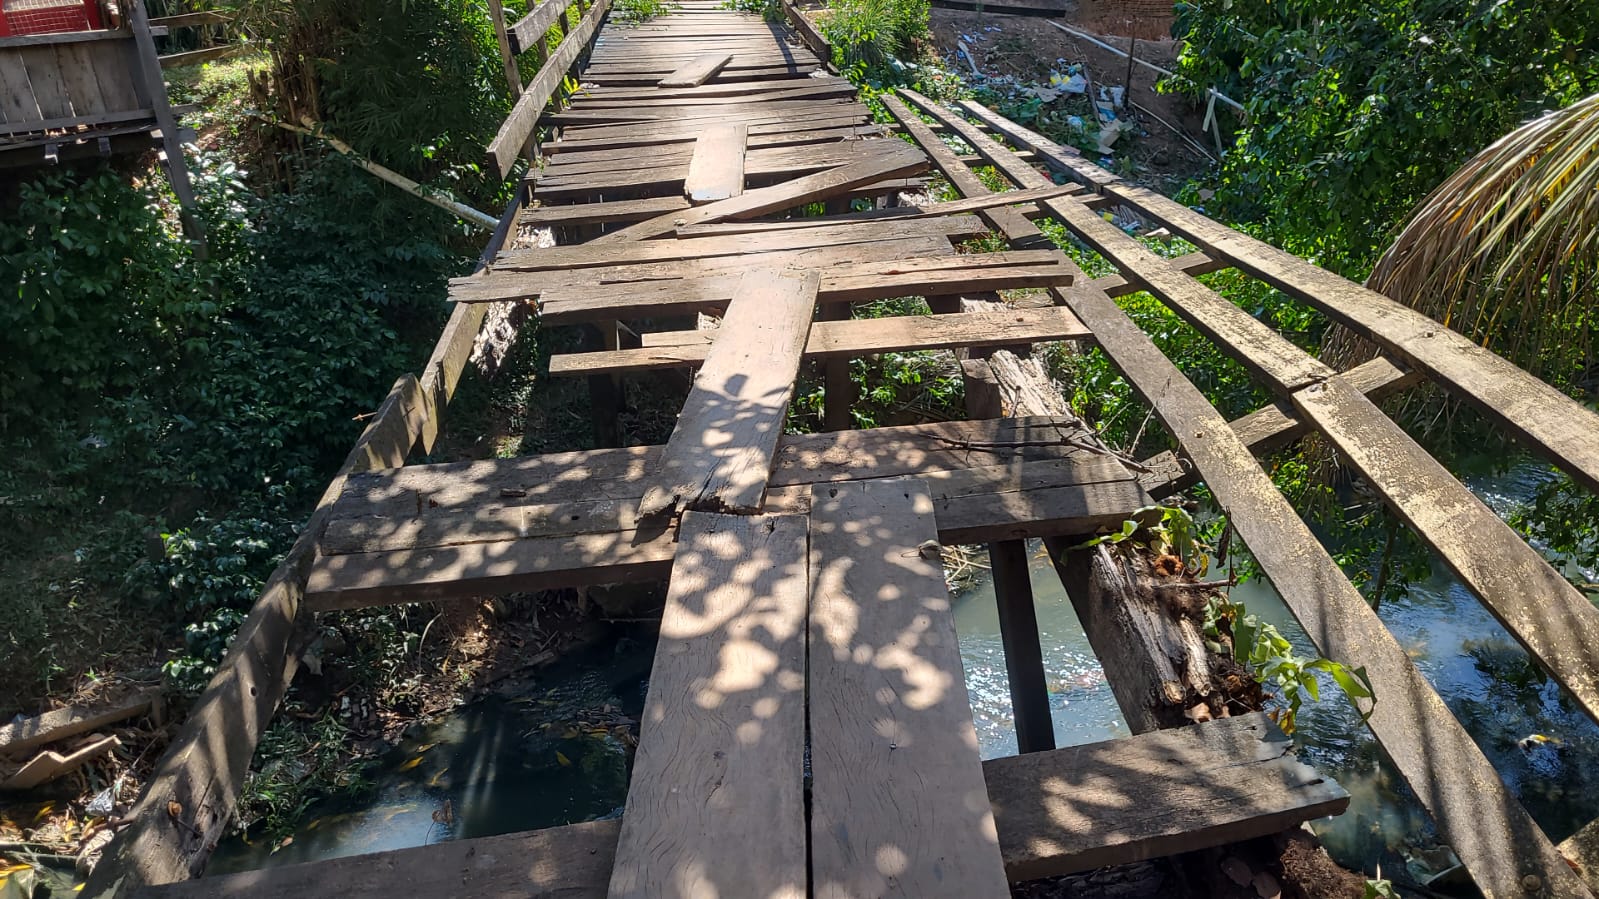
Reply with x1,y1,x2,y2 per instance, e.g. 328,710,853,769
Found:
488,0,523,100
989,540,1055,752
962,357,1055,753
128,0,204,249
587,320,623,447
1123,35,1136,101
819,302,853,431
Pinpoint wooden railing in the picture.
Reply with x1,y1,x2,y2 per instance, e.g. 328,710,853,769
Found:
484,0,608,178
150,9,241,69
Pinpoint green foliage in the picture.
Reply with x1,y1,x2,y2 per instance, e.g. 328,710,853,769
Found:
820,0,929,73
237,711,375,841
1075,504,1211,575
616,0,677,22
1169,0,1599,271
1206,595,1376,735
237,0,516,205
721,0,782,20
1511,472,1599,575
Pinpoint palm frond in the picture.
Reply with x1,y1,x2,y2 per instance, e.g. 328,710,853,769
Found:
1352,92,1599,384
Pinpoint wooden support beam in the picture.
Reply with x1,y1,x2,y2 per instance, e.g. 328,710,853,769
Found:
608,512,808,898
548,306,1089,377
958,96,1599,497
892,89,1593,899
487,0,612,178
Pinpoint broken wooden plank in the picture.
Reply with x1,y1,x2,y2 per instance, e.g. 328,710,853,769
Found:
548,305,1088,376
0,693,155,759
683,122,747,203
520,195,692,229
608,512,808,899
808,478,1010,898
3,735,122,791
673,183,1075,235
638,269,820,518
657,51,734,87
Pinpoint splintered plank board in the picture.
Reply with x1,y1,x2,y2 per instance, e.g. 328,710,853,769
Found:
638,269,821,518
807,479,1010,899
657,51,733,87
607,512,808,899
684,122,747,203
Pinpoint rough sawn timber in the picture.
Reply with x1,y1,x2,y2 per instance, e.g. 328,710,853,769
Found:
607,512,808,899
807,478,1011,898
637,268,819,517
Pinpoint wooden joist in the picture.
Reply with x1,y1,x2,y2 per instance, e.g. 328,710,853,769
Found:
806,479,1011,897
608,512,809,898
637,269,819,518
957,96,1599,497
547,305,1089,377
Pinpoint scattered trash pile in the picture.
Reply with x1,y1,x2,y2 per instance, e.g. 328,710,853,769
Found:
949,23,1141,165
1,691,165,893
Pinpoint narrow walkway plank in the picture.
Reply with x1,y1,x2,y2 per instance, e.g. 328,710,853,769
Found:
808,479,1010,899
657,51,733,87
552,305,1087,376
683,122,748,203
607,512,808,899
638,268,820,518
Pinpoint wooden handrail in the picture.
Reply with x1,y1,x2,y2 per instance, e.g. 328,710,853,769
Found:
485,0,611,178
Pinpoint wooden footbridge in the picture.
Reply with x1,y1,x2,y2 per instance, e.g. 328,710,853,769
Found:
83,2,1599,898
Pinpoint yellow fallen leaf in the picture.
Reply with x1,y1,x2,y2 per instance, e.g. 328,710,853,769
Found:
75,883,86,891
398,756,424,772
555,751,572,767
426,767,450,788
1,863,33,876
414,742,438,754
306,818,322,831
32,804,54,822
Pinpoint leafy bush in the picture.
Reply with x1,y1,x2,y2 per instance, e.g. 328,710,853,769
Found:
820,0,929,72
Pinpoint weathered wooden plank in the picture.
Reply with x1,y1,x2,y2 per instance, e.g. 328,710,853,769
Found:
592,146,930,242
1293,374,1599,721
608,513,808,899
50,43,108,116
548,305,1088,376
17,47,72,120
507,0,579,55
895,91,1592,899
674,183,1073,236
638,269,819,517
136,713,1347,899
320,454,1135,555
957,96,1599,496
684,122,747,203
987,713,1348,879
470,235,957,299
808,478,1010,898
520,195,691,228
487,0,613,178
159,45,243,68
0,693,156,759
525,252,1070,318
657,52,734,87
0,53,42,123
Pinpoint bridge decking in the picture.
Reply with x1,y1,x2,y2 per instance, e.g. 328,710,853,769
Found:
89,1,1599,897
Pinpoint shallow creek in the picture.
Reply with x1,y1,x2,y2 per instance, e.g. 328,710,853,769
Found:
206,461,1599,892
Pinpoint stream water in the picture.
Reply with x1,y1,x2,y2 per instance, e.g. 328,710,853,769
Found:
206,460,1599,892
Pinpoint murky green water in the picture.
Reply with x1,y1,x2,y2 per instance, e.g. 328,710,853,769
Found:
208,460,1599,893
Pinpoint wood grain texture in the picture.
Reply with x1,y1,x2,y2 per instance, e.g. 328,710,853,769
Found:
638,269,820,517
808,479,1010,899
686,122,742,202
607,512,808,899
986,713,1349,879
